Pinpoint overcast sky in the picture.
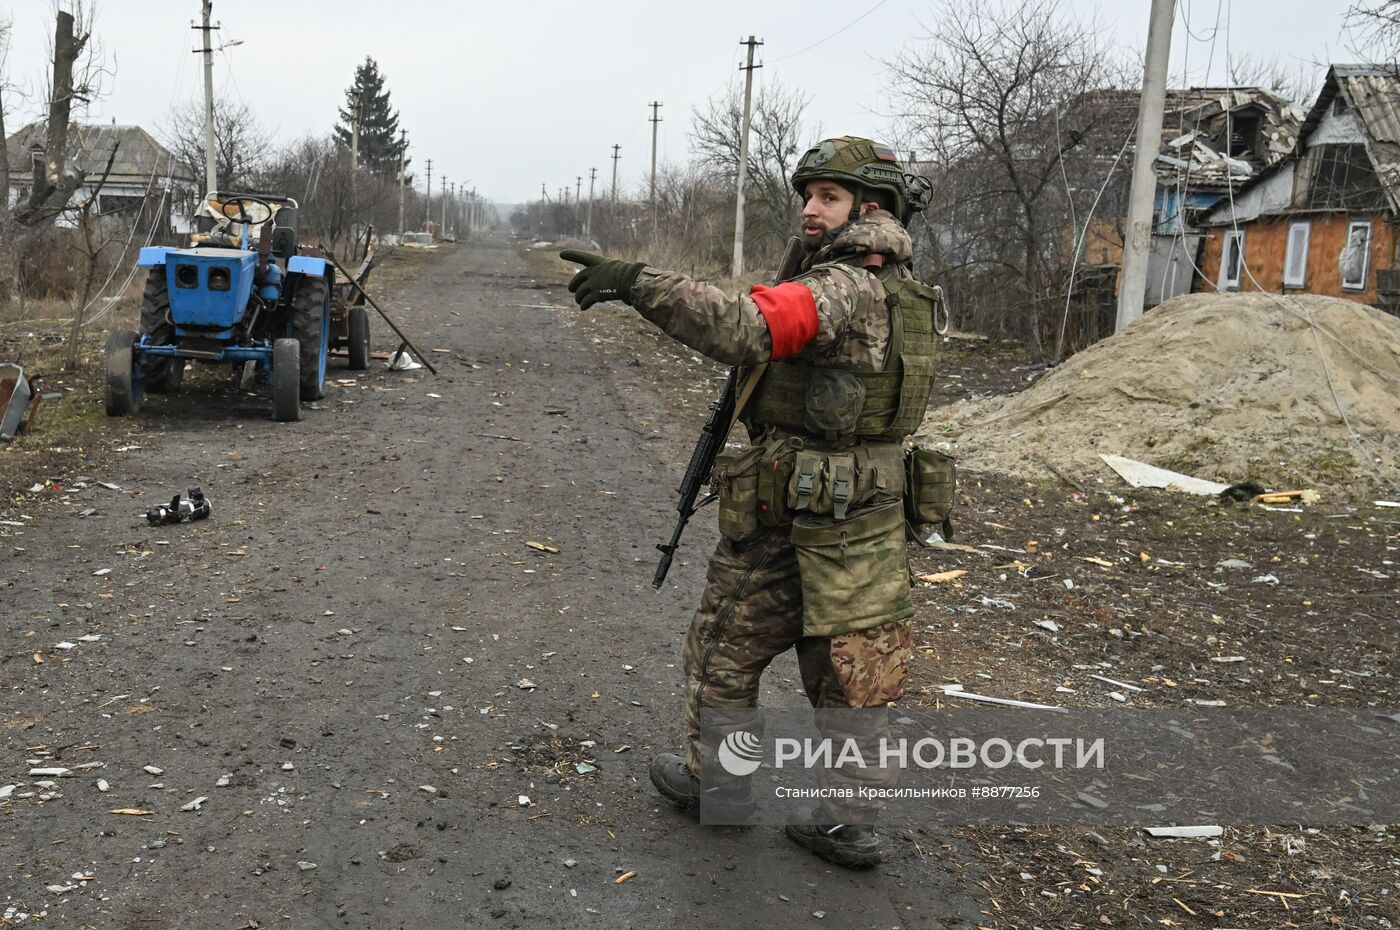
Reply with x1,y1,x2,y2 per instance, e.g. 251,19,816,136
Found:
0,1,1354,205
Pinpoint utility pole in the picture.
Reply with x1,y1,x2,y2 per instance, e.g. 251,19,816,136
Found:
539,182,547,237
575,175,582,234
585,167,597,237
195,0,217,196
424,158,432,231
732,35,763,277
449,181,456,238
610,144,620,204
397,129,408,237
441,175,448,238
1116,0,1174,331
648,101,662,235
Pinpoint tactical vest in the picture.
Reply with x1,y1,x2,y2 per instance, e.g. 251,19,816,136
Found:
744,263,941,444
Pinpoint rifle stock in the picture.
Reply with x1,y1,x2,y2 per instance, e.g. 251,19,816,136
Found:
652,236,805,588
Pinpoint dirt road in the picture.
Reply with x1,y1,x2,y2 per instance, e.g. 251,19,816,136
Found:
2,234,984,929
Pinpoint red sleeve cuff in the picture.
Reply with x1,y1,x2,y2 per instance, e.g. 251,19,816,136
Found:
750,282,819,360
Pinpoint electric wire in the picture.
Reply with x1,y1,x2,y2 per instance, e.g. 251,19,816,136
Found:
766,0,891,64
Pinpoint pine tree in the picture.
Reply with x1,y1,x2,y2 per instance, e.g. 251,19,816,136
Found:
334,57,409,178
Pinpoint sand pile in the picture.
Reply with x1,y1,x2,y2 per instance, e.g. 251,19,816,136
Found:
918,293,1400,492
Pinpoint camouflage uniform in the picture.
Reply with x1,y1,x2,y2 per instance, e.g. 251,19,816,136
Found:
632,210,918,818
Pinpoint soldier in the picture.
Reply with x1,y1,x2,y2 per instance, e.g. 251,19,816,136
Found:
561,137,939,868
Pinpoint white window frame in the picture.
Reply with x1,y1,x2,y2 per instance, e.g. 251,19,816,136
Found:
1283,221,1311,288
1219,229,1245,291
1340,219,1372,291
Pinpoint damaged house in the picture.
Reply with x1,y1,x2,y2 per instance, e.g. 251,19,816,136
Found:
1062,86,1301,346
1198,65,1400,309
4,122,196,233
1145,86,1303,304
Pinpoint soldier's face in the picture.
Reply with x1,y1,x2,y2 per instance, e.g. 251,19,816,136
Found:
800,181,855,242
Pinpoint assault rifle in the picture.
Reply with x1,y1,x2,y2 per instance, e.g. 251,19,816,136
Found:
653,236,805,587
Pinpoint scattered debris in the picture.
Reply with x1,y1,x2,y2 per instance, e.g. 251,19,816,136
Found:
918,569,967,584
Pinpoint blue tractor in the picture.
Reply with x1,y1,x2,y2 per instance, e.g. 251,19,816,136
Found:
104,192,351,422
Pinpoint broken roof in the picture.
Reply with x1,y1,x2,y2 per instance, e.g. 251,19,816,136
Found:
1068,85,1304,194
4,122,193,189
1153,87,1304,192
1300,64,1400,213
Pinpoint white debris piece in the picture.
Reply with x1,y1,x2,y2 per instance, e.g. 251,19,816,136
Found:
1099,454,1230,496
939,686,1068,713
180,796,208,812
28,767,70,777
143,765,164,775
1145,825,1223,838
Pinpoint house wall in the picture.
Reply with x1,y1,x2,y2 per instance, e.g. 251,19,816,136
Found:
1207,162,1295,225
1311,101,1366,144
1197,212,1396,301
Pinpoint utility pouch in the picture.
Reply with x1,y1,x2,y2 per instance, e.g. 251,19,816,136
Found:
756,437,801,528
714,446,765,544
803,368,866,441
904,445,956,528
790,498,914,637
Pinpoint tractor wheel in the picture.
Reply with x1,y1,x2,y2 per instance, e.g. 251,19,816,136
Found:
139,269,184,393
291,275,328,401
271,338,301,422
347,304,370,370
104,329,143,417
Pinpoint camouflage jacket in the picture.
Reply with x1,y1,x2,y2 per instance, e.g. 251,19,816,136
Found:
629,209,914,372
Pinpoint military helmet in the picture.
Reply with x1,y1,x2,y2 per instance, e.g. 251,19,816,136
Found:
791,135,917,223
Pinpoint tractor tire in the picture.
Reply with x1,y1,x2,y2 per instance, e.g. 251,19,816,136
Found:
291,275,328,401
139,269,184,393
271,338,301,422
104,329,143,417
347,304,370,370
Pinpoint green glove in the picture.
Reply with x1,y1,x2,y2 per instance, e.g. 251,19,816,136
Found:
560,249,646,310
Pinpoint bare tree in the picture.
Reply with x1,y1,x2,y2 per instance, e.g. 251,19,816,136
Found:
885,0,1130,358
690,78,816,265
1225,52,1320,107
1,13,13,202
1345,1,1400,64
161,96,270,194
16,2,112,227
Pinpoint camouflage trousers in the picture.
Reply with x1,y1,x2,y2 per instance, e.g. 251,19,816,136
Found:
682,526,914,819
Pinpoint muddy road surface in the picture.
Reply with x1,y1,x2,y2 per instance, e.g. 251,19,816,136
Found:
2,233,983,929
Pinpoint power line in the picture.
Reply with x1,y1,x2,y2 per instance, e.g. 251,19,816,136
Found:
767,0,890,63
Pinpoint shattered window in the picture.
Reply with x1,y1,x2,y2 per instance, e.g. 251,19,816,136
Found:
1307,144,1386,210
1340,220,1372,291
1219,229,1245,291
1284,221,1310,288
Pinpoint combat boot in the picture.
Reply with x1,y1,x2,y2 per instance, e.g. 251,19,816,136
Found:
648,753,755,821
785,821,883,868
